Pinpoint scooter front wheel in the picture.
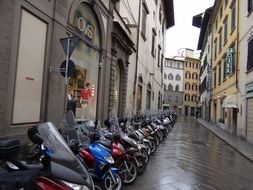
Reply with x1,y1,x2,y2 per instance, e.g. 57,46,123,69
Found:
118,159,137,184
103,173,122,190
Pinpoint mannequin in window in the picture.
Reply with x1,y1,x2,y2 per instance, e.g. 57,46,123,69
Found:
80,82,91,106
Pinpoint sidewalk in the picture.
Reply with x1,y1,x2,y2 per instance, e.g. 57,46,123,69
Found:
195,118,253,162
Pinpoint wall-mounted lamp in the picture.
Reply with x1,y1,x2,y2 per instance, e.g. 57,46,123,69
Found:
149,72,154,76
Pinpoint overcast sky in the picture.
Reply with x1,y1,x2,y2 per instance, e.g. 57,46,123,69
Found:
165,0,215,58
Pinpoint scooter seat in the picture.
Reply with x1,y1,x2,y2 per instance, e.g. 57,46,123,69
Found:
0,139,20,154
99,140,112,149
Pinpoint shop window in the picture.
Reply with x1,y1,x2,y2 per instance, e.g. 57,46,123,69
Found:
12,9,47,124
69,3,101,120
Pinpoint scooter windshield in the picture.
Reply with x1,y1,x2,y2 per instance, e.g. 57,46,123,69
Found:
63,110,90,146
38,122,90,184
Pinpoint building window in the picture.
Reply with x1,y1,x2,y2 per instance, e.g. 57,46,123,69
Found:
218,62,221,84
164,84,166,90
151,31,156,56
231,44,236,73
214,67,217,88
223,54,227,79
225,0,228,7
158,45,161,67
247,38,253,70
189,73,191,79
161,54,164,73
223,17,228,44
185,72,187,78
230,1,236,32
141,1,149,40
175,85,179,91
192,84,195,90
195,85,198,91
164,73,167,79
175,74,181,81
168,73,173,80
159,5,162,24
146,84,151,109
219,27,222,52
185,83,187,90
186,62,188,67
214,39,217,59
168,84,173,91
220,5,223,20
248,0,253,13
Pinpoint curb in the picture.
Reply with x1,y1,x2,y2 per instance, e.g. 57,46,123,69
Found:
195,118,253,163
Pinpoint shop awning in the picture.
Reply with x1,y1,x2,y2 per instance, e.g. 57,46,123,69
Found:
222,94,238,108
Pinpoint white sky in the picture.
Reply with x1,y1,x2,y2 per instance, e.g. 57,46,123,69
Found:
165,0,215,58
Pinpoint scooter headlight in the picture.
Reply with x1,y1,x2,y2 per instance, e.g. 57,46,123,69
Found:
62,180,90,190
105,156,115,164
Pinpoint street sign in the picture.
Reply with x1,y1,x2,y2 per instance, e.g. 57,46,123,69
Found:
60,37,79,56
226,48,233,75
60,60,75,77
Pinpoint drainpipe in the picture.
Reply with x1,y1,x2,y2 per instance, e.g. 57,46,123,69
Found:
133,0,142,112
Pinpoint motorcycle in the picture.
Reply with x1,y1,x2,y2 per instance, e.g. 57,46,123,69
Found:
0,122,94,190
62,111,122,190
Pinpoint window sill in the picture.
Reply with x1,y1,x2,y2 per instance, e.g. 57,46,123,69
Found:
247,9,253,17
230,26,236,35
223,40,227,46
246,67,253,74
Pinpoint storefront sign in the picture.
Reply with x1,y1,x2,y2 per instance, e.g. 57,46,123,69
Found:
226,48,233,75
77,17,94,40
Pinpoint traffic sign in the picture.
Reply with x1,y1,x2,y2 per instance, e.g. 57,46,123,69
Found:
60,37,79,56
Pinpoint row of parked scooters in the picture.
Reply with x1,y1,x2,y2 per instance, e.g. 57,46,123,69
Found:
0,110,177,190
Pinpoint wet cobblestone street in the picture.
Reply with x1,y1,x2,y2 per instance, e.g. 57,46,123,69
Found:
123,117,253,190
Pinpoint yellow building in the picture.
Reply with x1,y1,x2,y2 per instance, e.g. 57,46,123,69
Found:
178,49,200,116
210,0,239,134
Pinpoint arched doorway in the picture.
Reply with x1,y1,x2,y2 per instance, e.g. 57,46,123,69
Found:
137,76,143,113
146,83,151,110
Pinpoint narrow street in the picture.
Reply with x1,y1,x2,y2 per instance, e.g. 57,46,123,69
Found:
124,117,253,190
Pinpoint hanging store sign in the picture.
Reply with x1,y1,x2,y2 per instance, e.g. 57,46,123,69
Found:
226,48,233,75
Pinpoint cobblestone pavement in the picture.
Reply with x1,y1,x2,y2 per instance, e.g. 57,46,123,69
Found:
123,117,253,190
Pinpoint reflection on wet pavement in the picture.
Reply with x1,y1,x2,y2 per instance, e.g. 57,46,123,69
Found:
123,117,253,190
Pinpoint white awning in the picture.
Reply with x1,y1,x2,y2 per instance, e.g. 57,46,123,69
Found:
222,94,238,108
